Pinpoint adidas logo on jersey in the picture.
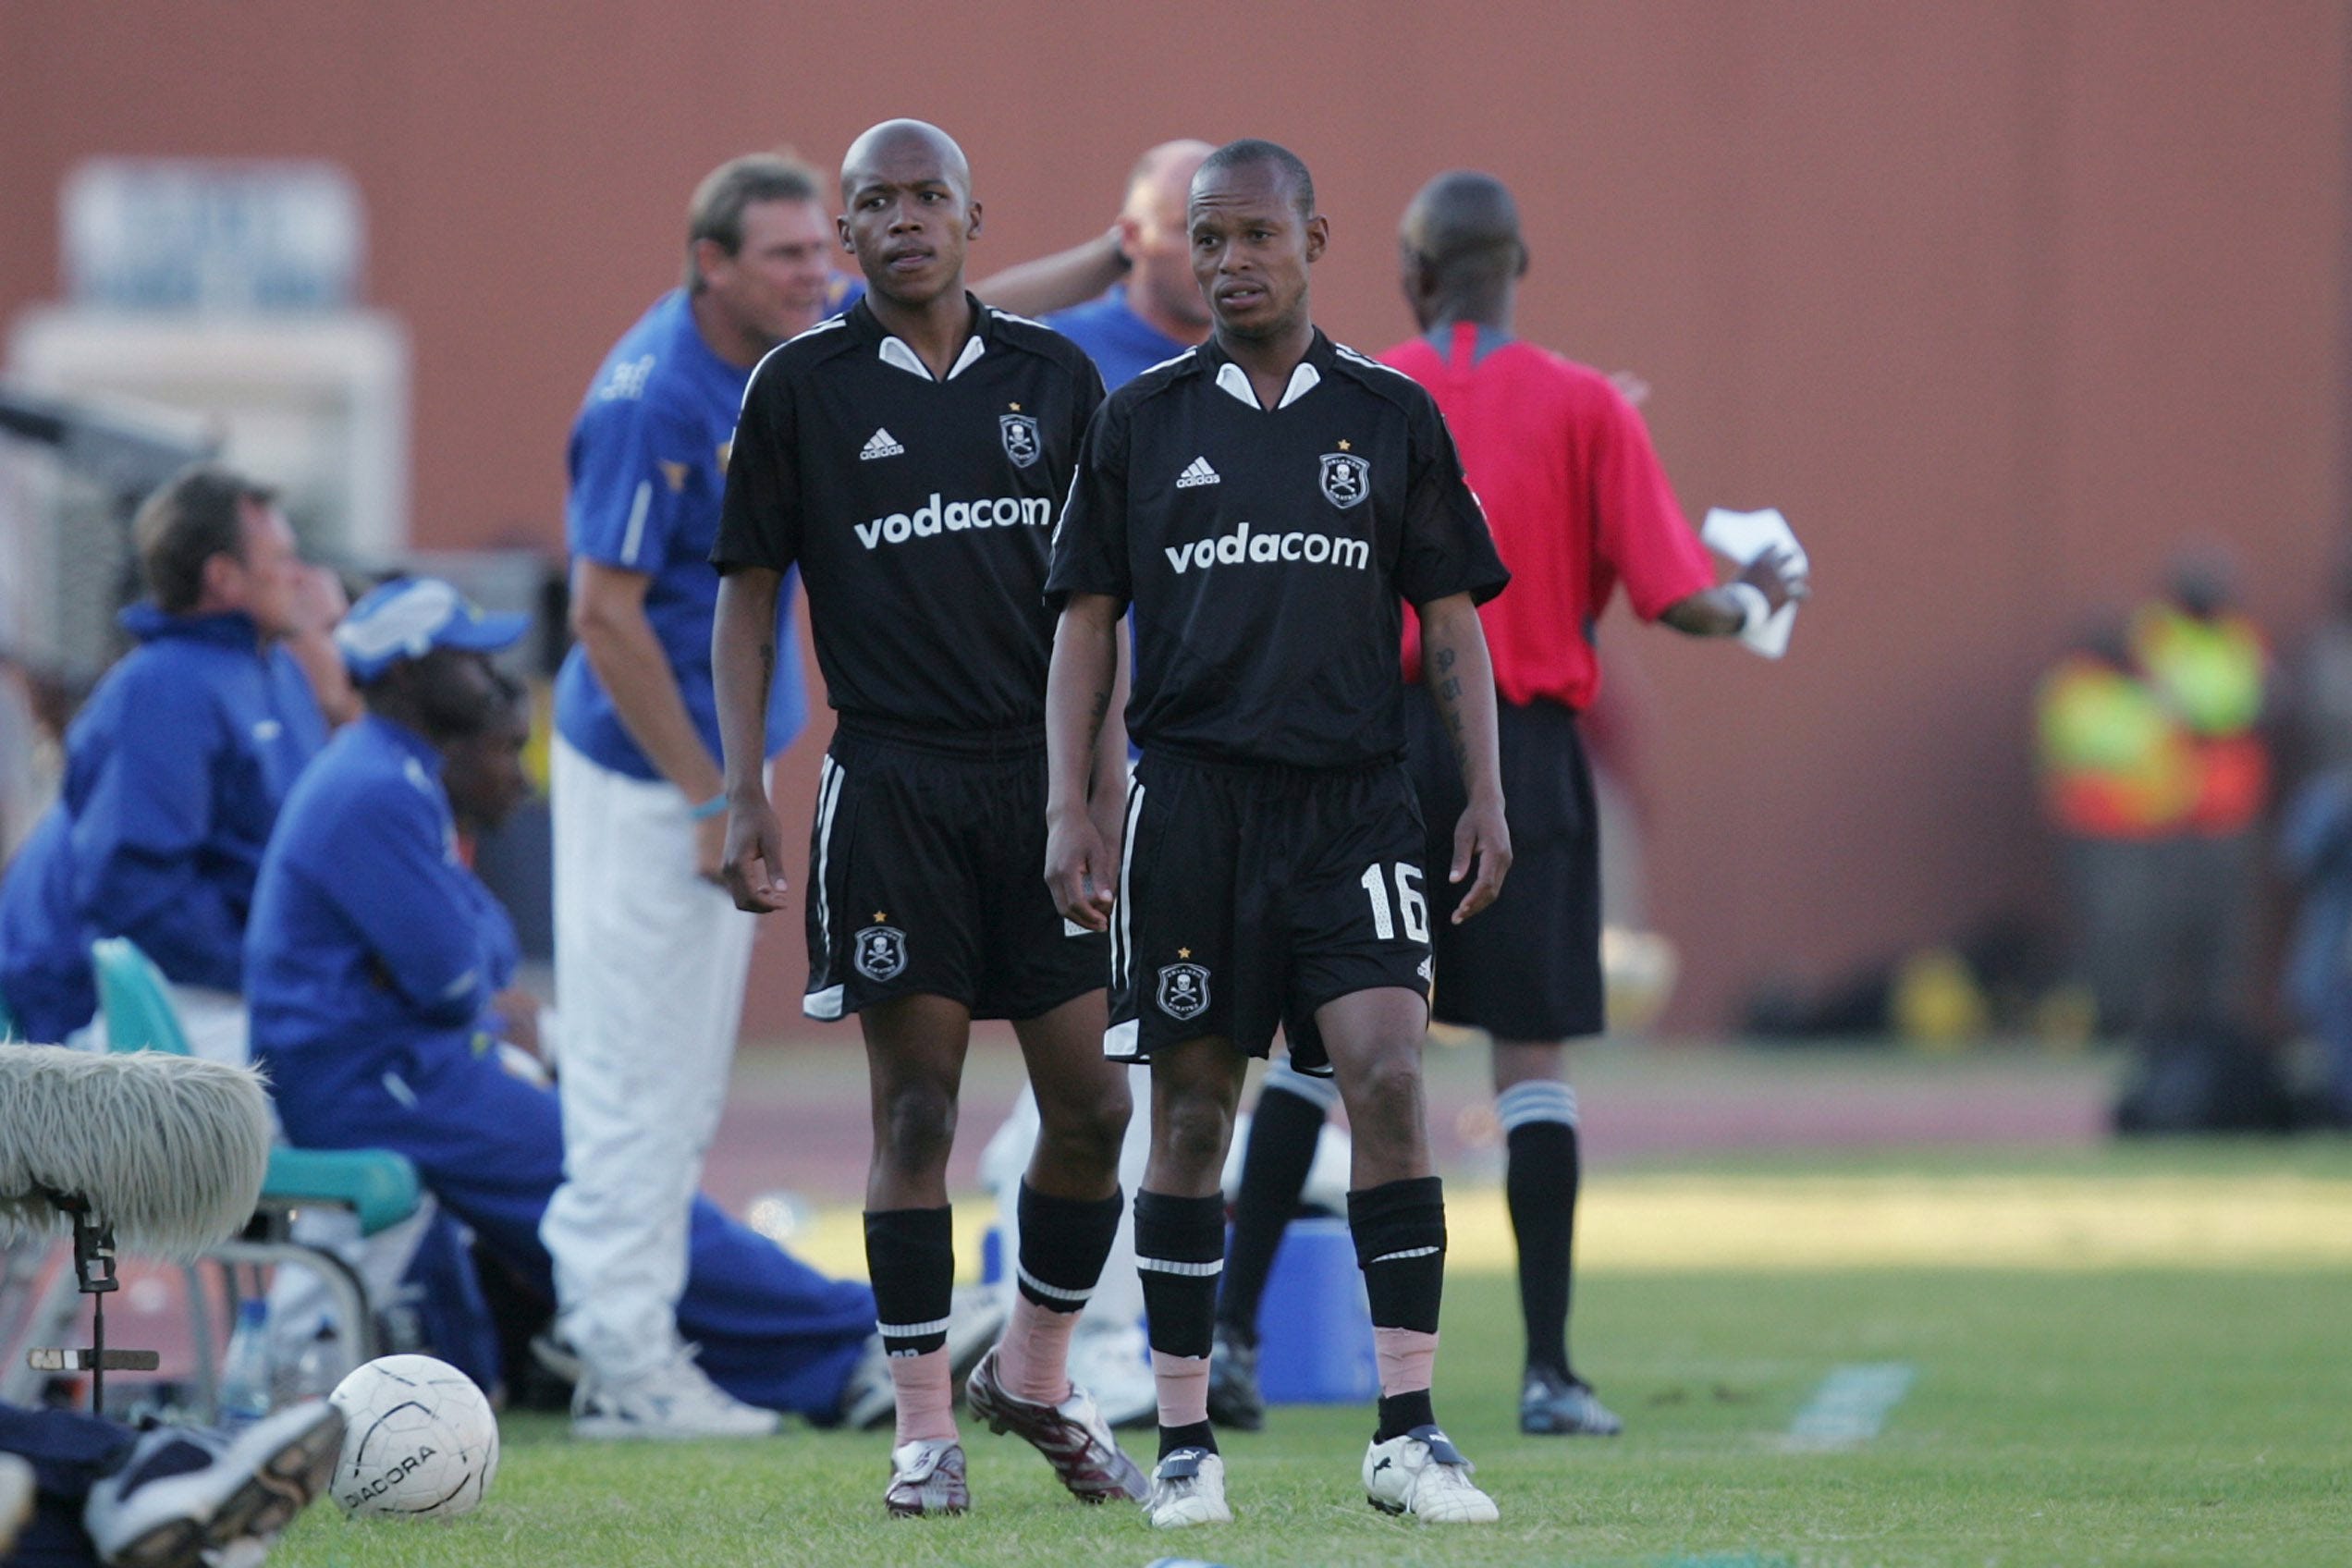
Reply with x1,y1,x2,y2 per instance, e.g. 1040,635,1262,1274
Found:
1175,456,1220,488
855,492,1055,549
860,428,905,460
1163,521,1371,575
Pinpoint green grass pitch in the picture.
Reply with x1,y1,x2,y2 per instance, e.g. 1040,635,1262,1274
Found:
271,1146,2352,1568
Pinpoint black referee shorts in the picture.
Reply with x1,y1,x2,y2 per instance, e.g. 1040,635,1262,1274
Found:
1106,751,1433,1075
802,724,1108,1023
1404,685,1604,1042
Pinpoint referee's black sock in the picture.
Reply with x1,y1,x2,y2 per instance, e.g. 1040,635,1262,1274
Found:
1500,1079,1582,1383
1216,1066,1336,1344
1135,1189,1225,1459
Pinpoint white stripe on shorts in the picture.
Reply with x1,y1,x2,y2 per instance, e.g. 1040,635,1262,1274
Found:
876,1315,953,1339
1104,1018,1140,1060
1369,1245,1442,1264
810,753,845,971
1136,1255,1223,1277
1113,778,1145,993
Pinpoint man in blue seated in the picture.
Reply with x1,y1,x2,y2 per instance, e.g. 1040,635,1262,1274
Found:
244,578,877,1427
0,465,345,1060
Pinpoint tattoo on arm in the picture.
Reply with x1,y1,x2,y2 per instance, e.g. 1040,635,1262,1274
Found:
1429,636,1470,768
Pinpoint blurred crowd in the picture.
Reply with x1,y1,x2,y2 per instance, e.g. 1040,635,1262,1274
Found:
2035,551,2352,1130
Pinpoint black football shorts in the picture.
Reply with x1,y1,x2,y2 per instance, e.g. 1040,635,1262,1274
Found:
1106,751,1433,1074
1404,686,1604,1042
803,723,1108,1023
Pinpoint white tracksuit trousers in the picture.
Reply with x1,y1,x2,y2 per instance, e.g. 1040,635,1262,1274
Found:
543,739,759,1377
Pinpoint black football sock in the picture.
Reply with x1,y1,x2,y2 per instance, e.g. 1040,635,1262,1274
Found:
1014,1181,1124,1311
1216,1066,1336,1344
863,1206,953,1356
1135,1188,1225,1458
1349,1175,1448,1442
1500,1079,1581,1382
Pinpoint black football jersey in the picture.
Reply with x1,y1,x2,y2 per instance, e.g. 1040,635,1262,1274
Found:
715,295,1105,734
1047,329,1509,768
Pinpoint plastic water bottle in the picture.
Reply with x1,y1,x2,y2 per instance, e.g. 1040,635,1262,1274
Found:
281,1322,343,1404
216,1298,275,1428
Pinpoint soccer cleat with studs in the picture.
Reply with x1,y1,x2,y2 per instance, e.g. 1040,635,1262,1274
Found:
1143,1446,1231,1529
1519,1367,1623,1436
1362,1424,1499,1524
82,1401,346,1568
883,1439,968,1518
1205,1322,1265,1432
963,1346,1149,1503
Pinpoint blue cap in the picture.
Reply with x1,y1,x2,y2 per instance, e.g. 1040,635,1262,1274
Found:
335,577,528,681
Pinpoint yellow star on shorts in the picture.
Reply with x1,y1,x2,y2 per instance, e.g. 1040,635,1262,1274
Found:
873,912,888,923
1177,947,1191,959
1337,439,1352,450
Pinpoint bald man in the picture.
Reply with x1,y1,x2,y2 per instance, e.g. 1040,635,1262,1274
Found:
712,119,1145,1517
1213,170,1806,1439
1038,140,1216,387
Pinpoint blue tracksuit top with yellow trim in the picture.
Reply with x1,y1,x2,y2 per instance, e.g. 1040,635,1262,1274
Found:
246,714,516,1066
0,606,326,1042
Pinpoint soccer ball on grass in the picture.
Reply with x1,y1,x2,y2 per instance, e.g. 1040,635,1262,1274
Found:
325,1354,500,1519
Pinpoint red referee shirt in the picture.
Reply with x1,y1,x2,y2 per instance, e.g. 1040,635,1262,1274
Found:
1387,324,1715,711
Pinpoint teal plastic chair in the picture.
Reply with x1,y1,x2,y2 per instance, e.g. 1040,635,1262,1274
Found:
90,937,421,1379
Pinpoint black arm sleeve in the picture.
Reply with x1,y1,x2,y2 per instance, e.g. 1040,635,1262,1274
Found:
1045,393,1133,612
712,361,801,575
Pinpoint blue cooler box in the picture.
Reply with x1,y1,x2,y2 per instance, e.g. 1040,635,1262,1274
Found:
1249,1216,1378,1404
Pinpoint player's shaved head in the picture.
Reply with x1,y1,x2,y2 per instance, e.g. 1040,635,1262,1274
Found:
1124,139,1215,226
1194,139,1316,224
839,118,972,202
1401,170,1526,288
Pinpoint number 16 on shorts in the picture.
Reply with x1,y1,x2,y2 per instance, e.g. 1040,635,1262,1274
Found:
1360,862,1429,942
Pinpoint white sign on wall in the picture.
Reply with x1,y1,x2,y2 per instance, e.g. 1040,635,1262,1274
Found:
62,159,364,312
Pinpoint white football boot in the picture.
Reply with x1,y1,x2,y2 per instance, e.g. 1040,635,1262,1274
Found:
1143,1446,1231,1528
1362,1424,1499,1523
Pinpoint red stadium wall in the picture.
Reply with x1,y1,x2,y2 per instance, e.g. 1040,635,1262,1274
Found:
2,1,2344,1037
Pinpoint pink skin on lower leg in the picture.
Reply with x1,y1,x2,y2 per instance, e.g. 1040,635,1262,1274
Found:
994,1296,1078,1406
1151,1351,1211,1428
1374,1328,1439,1398
889,1348,958,1445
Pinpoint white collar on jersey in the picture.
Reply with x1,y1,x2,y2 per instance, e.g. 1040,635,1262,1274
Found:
878,333,986,382
1214,358,1320,410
